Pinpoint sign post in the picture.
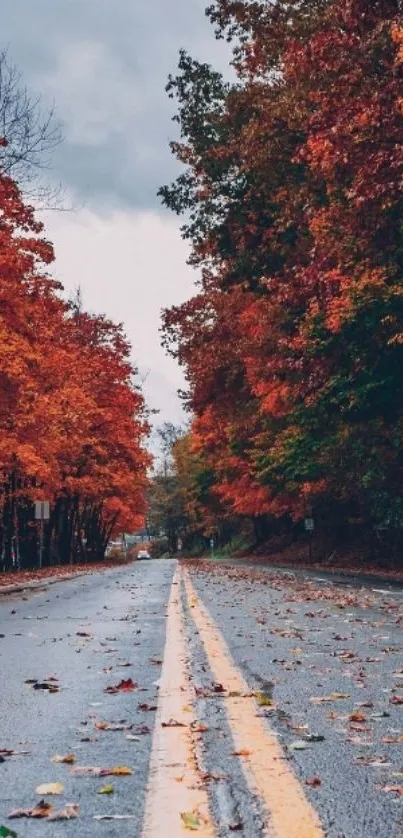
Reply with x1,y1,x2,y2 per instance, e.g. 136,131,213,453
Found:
210,537,214,560
35,501,50,569
304,517,315,562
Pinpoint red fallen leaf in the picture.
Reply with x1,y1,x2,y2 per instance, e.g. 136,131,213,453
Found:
390,695,403,705
104,679,137,694
305,777,321,787
231,749,251,757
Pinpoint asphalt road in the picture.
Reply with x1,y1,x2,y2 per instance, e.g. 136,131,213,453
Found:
188,560,403,838
0,560,175,837
1,558,403,837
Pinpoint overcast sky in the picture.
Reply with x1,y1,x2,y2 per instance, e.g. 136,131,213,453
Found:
4,0,230,435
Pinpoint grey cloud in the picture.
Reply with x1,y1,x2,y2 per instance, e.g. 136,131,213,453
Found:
4,0,230,211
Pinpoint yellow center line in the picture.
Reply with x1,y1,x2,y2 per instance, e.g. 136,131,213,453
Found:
141,566,215,838
183,568,325,838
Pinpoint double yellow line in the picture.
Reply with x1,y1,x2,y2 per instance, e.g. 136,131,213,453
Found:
142,566,324,837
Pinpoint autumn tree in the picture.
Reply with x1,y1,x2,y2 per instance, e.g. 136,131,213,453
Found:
0,162,150,570
161,0,403,560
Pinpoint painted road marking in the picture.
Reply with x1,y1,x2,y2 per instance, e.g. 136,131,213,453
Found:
183,569,324,838
141,567,214,838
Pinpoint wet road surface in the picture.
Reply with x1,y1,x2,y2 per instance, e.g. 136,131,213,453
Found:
1,558,403,837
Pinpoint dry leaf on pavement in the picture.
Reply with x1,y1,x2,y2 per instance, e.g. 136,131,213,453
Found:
51,754,75,764
48,804,79,820
9,800,52,819
104,678,137,694
35,783,64,796
71,765,132,777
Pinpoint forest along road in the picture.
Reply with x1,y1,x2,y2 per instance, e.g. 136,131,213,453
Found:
0,561,403,836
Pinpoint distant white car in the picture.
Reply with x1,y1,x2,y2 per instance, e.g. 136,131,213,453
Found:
137,549,151,560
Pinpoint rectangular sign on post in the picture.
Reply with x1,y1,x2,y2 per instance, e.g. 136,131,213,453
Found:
304,518,315,532
35,501,50,521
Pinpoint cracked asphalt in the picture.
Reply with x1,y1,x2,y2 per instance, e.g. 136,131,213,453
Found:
1,557,403,836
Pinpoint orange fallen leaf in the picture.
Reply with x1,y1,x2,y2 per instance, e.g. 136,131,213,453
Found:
349,711,367,723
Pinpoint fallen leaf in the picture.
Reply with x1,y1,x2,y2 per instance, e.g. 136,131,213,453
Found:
138,703,157,712
51,754,75,764
310,693,349,703
95,722,130,732
0,827,18,837
9,801,52,819
305,777,321,787
231,749,251,757
254,692,272,707
349,712,367,723
161,719,186,728
108,766,132,776
48,804,79,820
390,695,403,705
382,785,403,795
71,765,132,777
104,679,137,694
289,741,309,751
35,783,63,796
181,811,202,830
25,680,60,693
131,725,150,735
192,723,209,733
98,785,114,795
